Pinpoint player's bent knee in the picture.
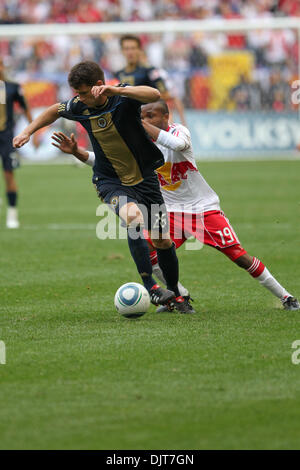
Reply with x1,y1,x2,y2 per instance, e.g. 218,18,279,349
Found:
126,214,144,227
151,238,173,250
234,253,253,269
120,203,144,227
221,244,248,263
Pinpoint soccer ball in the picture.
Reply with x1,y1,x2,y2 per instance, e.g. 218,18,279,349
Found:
114,282,150,319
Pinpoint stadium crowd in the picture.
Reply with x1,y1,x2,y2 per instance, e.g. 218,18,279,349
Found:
0,0,299,111
0,0,300,23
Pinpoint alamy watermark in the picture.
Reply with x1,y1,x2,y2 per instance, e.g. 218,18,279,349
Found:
291,340,300,365
291,81,300,105
95,198,205,251
0,341,6,365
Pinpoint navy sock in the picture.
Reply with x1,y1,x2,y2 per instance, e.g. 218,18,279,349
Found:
127,226,156,292
156,243,180,297
7,191,17,207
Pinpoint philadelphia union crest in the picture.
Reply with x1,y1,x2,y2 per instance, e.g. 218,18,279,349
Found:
97,117,107,128
110,196,119,210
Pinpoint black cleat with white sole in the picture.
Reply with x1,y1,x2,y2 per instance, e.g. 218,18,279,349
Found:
156,295,195,313
172,296,195,314
282,296,300,311
149,284,175,307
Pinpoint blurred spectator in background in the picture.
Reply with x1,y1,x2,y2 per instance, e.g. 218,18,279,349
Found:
225,74,262,111
228,74,253,110
278,0,300,17
267,68,292,111
217,1,246,49
0,0,300,24
263,29,296,68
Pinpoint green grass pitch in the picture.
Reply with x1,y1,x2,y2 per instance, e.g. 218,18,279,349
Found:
0,160,300,450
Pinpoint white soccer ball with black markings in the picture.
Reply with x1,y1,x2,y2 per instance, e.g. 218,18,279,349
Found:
114,282,150,319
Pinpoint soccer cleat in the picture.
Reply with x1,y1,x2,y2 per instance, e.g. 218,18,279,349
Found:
156,304,169,313
156,295,195,313
6,207,20,229
149,284,175,307
282,296,300,311
182,296,195,313
171,295,195,314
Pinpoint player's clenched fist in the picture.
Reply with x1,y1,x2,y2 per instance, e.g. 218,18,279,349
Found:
13,132,30,148
91,85,119,98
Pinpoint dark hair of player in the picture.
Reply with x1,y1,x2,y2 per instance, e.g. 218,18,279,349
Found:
68,61,105,88
120,35,142,49
156,99,169,115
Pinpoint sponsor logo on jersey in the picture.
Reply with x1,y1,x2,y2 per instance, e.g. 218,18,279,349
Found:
156,161,198,191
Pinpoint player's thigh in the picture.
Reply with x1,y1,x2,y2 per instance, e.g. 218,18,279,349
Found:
93,180,148,229
93,181,138,223
203,210,241,249
134,175,170,240
147,203,172,247
204,212,247,261
0,151,15,173
168,212,188,249
147,203,171,248
144,212,187,251
0,135,19,172
165,212,205,245
217,244,248,262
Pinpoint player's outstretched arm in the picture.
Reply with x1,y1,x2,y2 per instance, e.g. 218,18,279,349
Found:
13,103,61,148
51,132,95,166
91,85,160,103
142,120,189,152
141,120,160,141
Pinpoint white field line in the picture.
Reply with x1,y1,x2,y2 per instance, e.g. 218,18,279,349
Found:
22,223,96,230
20,221,293,231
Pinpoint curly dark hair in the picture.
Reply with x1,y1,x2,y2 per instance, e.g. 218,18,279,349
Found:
68,61,105,88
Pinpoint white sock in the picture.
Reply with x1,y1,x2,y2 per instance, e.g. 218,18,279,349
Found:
152,263,189,297
257,268,291,301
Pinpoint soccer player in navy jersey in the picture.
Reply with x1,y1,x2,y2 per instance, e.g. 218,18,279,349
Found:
115,35,186,125
13,61,191,313
0,58,33,228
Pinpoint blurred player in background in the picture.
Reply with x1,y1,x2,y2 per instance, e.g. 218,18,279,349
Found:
0,57,33,228
115,35,186,125
54,100,300,312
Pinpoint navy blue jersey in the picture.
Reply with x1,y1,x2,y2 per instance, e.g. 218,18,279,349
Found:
115,65,168,94
0,80,27,133
58,88,164,186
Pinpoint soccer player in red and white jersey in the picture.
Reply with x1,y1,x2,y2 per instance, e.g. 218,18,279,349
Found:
51,100,299,313
139,100,299,312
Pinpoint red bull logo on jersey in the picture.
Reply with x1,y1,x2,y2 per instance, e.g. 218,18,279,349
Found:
156,161,198,191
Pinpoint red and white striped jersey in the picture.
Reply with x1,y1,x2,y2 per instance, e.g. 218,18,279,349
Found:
155,123,220,213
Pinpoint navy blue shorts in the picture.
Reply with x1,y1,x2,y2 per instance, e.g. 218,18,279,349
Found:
0,132,19,171
93,173,169,233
